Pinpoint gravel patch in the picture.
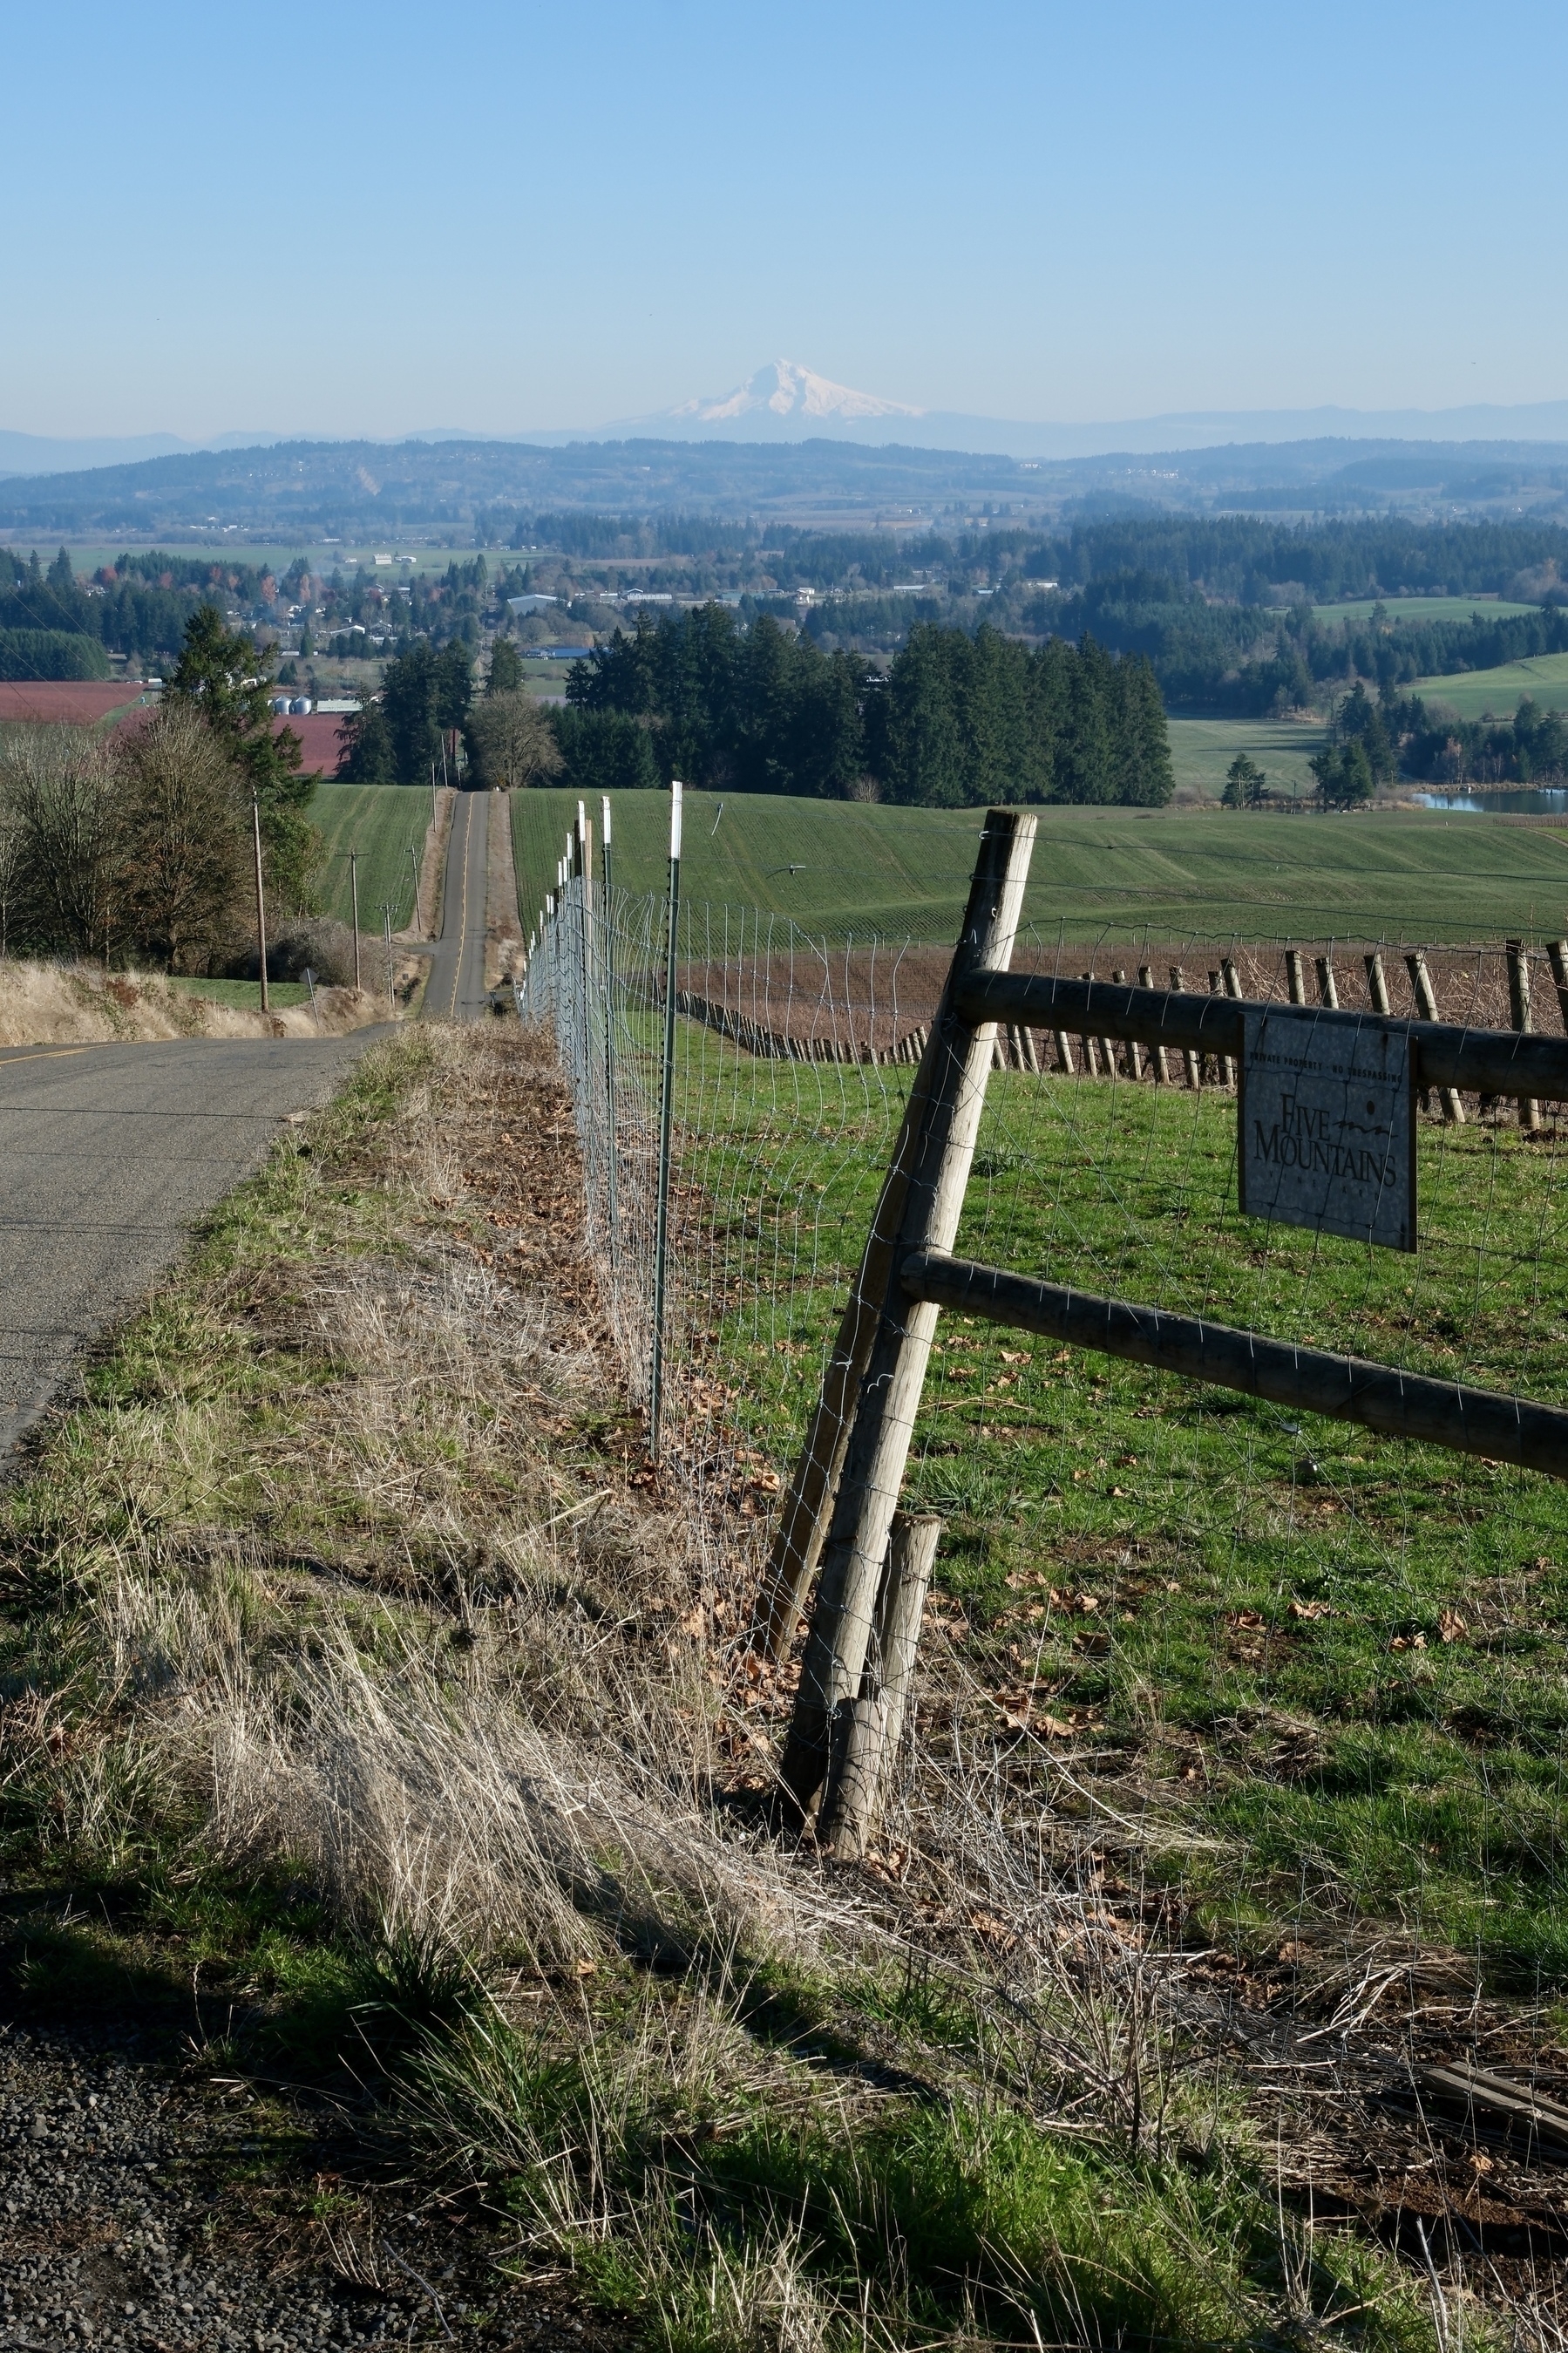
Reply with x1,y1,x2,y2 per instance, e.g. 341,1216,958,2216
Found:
0,2023,624,2351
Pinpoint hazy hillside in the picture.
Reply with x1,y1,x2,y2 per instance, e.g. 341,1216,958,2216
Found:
7,432,1568,541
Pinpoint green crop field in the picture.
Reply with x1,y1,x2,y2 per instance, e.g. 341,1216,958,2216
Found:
164,976,308,1010
1312,595,1538,625
512,783,1568,941
50,542,473,579
1166,715,1325,804
312,782,434,928
1412,649,1568,719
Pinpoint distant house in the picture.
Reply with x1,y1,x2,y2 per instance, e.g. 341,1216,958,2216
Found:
508,594,559,615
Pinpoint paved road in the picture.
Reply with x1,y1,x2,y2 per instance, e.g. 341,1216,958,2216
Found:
422,789,492,1023
0,1032,381,1459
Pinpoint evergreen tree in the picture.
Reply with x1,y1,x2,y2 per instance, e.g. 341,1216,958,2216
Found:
337,699,397,784
486,636,525,696
163,605,322,911
1223,752,1266,807
380,643,442,783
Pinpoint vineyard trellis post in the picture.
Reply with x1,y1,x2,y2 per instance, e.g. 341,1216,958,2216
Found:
649,780,683,1459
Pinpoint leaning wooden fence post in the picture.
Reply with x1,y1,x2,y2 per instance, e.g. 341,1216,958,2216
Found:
1506,939,1543,1132
778,809,1036,1819
1405,952,1465,1125
752,1024,949,1660
819,1511,943,1858
1365,951,1391,1015
1548,941,1568,1034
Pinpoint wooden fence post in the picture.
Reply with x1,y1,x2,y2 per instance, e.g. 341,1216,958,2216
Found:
1548,941,1568,1034
818,1511,942,1859
1365,951,1391,1015
1139,967,1171,1083
1114,971,1144,1079
1285,949,1307,1006
1507,939,1543,1132
1170,968,1202,1088
1314,954,1340,1010
1405,952,1466,1124
777,809,1036,1818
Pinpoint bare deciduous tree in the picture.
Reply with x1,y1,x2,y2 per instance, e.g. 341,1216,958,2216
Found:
464,690,563,792
0,724,126,960
115,704,250,970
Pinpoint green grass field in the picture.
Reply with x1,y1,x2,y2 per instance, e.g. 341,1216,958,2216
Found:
1413,648,1568,719
312,782,434,928
1166,715,1325,803
1313,595,1538,625
51,543,476,580
668,1038,1568,1979
164,976,307,1010
513,783,1568,940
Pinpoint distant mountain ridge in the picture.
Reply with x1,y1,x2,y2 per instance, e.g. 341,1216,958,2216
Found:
4,423,1568,537
11,363,1568,479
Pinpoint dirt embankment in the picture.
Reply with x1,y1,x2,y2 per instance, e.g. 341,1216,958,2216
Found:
0,961,389,1047
485,789,524,987
400,785,455,943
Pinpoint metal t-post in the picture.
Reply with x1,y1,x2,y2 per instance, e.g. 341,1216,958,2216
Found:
251,792,270,1016
601,796,620,1262
649,780,683,1458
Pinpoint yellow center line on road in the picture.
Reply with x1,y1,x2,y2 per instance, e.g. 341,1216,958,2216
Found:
0,1047,92,1067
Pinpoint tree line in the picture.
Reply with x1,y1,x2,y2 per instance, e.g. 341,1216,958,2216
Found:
342,606,1173,808
556,608,1171,806
1223,680,1568,811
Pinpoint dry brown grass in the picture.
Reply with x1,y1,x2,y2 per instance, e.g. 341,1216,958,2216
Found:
0,954,384,1044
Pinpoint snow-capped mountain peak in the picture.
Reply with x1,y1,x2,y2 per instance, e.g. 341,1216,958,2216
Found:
669,359,923,426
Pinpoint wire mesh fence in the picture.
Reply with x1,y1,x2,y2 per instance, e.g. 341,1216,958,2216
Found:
521,839,1568,1592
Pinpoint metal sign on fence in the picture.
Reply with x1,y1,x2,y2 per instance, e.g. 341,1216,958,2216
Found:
1238,1008,1415,1251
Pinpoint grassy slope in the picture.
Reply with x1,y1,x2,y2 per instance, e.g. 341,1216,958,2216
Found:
1413,648,1568,719
311,780,434,928
515,783,1568,939
1167,714,1326,803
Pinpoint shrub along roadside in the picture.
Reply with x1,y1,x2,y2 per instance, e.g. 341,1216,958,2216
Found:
0,1026,1447,2349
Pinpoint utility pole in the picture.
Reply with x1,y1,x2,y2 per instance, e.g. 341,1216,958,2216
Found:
381,904,395,1012
409,844,421,935
349,850,361,992
251,792,269,1016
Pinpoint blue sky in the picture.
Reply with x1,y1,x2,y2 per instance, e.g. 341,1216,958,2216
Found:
5,0,1566,439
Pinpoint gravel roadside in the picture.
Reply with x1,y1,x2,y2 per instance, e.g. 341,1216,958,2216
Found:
0,2021,616,2352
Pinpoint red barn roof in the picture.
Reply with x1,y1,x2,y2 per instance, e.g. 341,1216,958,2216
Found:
275,711,350,777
